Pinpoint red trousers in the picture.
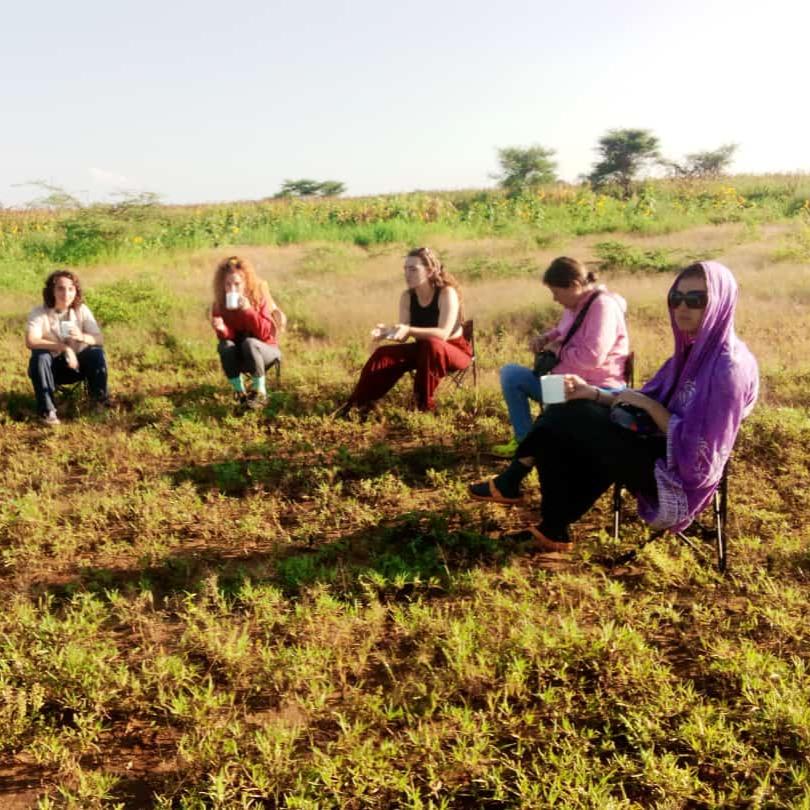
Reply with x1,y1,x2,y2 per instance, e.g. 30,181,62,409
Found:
348,336,472,412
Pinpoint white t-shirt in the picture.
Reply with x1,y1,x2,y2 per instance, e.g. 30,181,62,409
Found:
26,303,102,357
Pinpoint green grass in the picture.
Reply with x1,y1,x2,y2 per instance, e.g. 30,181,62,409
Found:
1,215,809,807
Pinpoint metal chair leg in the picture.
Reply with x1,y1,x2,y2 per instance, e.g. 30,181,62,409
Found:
612,483,622,543
715,469,729,572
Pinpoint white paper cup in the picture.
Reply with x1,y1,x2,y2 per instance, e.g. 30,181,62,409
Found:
540,374,566,405
225,291,240,310
59,320,73,339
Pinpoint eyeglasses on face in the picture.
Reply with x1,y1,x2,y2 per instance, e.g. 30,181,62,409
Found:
668,289,708,310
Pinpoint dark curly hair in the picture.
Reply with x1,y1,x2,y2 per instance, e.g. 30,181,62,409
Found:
43,270,83,310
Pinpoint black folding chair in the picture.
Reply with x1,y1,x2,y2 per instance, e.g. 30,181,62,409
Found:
623,351,635,388
609,459,730,572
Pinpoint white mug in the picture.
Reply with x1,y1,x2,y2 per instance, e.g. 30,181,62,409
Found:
540,374,566,405
59,320,73,339
225,291,241,310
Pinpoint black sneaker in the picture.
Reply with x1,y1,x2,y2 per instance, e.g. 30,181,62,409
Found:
247,391,267,411
234,392,249,410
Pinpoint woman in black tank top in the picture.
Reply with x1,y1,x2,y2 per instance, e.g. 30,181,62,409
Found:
335,247,472,414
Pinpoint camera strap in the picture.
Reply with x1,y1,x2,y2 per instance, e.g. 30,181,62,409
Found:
558,290,602,353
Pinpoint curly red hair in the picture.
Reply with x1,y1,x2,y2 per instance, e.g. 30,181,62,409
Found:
212,255,269,313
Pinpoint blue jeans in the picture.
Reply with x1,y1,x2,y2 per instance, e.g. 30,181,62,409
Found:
28,347,109,416
500,364,543,441
500,363,626,441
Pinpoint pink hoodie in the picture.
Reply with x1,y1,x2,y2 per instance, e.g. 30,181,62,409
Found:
543,286,629,388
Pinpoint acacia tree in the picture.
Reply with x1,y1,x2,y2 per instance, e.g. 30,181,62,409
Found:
17,181,84,210
664,144,738,179
588,129,660,197
493,145,557,195
275,179,346,198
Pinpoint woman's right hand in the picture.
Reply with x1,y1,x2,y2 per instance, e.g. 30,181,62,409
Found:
370,323,389,341
563,374,594,401
211,316,226,334
64,347,79,371
529,334,548,353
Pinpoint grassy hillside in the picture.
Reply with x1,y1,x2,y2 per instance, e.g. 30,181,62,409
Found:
1,205,809,806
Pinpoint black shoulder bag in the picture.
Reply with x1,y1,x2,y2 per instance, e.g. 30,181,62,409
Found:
532,290,603,378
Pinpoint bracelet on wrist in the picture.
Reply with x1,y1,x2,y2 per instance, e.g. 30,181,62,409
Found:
593,388,600,403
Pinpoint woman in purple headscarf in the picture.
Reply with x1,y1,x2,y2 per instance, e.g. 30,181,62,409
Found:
468,261,759,551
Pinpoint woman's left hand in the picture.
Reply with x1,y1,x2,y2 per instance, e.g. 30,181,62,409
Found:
390,324,410,342
614,389,655,412
239,294,251,310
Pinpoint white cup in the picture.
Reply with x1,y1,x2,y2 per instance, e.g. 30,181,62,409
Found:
225,291,241,310
540,374,566,405
59,320,73,339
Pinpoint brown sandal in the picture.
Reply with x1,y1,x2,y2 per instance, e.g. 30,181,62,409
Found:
526,525,574,552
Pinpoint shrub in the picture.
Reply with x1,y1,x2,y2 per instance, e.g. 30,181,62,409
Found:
84,277,171,326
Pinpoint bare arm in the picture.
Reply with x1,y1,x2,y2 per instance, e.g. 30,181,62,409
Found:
564,375,671,432
398,290,410,326
614,389,671,433
25,324,66,353
74,324,103,347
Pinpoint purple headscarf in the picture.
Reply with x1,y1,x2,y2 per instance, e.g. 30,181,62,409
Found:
636,261,759,531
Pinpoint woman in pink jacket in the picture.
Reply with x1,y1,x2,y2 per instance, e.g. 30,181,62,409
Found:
492,256,629,456
210,256,286,410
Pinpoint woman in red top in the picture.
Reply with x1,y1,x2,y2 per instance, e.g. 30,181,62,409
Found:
336,247,472,415
210,256,286,410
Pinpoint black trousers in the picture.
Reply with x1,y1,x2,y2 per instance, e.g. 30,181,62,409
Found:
516,401,666,540
28,347,108,416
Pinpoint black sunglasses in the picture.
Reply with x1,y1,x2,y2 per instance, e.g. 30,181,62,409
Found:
668,289,708,310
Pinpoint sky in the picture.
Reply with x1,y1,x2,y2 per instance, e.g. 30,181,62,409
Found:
2,0,808,206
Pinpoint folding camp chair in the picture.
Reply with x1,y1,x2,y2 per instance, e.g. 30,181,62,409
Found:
447,319,478,389
609,459,731,572
623,350,635,387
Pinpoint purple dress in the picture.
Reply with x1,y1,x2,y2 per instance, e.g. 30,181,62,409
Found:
636,261,759,532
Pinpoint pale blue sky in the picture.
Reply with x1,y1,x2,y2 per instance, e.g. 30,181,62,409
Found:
2,0,808,206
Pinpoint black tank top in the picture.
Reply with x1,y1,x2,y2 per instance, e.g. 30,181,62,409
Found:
409,288,441,327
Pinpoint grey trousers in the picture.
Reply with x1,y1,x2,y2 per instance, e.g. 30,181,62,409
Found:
218,338,281,378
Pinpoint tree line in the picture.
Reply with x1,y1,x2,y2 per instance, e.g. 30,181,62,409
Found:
7,131,737,210
278,129,736,202
493,129,738,198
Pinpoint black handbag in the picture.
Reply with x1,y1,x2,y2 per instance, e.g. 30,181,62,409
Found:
532,350,559,377
531,290,602,378
609,403,660,435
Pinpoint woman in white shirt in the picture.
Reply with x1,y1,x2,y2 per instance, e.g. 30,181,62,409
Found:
25,270,109,425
